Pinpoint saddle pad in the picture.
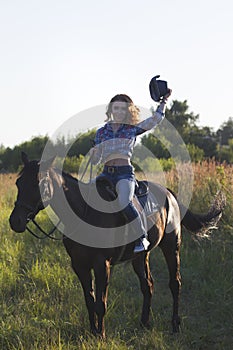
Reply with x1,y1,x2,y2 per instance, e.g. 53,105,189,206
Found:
95,176,160,216
137,191,160,217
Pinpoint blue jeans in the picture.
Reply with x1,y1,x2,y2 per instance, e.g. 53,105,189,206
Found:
101,165,147,238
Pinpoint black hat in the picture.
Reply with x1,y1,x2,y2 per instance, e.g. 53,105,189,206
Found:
149,75,169,102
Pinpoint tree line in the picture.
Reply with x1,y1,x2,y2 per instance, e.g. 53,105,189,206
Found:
0,100,232,173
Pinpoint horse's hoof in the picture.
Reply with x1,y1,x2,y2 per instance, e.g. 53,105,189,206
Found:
90,328,97,337
97,332,106,341
172,317,181,333
91,329,106,340
140,320,151,329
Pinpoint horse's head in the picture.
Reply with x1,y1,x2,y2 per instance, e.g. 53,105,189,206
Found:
9,152,55,233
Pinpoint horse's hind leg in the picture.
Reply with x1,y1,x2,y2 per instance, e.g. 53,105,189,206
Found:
159,229,181,332
132,252,154,327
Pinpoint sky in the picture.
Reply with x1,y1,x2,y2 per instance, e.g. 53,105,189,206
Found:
0,0,233,148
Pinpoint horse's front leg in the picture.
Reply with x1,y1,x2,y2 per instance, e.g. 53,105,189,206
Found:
93,256,111,339
71,262,97,335
132,252,154,328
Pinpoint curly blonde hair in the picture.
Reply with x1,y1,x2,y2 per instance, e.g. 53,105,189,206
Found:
105,94,140,125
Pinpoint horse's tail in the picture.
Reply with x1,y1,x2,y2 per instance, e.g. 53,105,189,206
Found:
169,189,226,238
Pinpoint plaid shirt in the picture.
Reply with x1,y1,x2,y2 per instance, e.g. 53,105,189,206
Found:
92,109,165,164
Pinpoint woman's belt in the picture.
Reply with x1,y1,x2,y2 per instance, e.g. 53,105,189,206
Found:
103,165,134,174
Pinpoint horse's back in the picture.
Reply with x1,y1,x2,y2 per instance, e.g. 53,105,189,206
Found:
148,182,181,234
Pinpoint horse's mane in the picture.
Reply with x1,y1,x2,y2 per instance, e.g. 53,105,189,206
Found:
51,167,90,189
17,160,40,178
61,170,79,183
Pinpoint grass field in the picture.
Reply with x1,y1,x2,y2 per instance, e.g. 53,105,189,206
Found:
0,161,233,349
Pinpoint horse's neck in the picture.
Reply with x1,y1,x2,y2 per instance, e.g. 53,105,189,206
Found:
50,172,85,222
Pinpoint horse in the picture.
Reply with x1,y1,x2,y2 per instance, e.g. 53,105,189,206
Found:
9,152,224,339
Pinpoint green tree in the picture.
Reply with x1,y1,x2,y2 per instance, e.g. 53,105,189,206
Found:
186,143,204,162
68,129,96,157
217,117,233,145
217,138,233,163
146,100,218,159
189,126,217,158
140,133,170,159
0,136,51,171
165,100,199,143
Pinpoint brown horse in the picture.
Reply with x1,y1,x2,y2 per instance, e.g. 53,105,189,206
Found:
9,152,224,338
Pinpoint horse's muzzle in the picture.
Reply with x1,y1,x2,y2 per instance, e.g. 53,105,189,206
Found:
9,209,27,233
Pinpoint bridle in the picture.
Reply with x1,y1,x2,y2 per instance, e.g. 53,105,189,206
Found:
14,159,94,241
14,173,63,240
15,199,41,215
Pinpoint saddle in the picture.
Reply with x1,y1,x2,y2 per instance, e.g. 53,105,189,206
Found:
95,176,159,218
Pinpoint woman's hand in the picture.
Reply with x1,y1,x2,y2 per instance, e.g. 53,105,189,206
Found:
89,147,96,157
162,89,172,103
89,146,100,165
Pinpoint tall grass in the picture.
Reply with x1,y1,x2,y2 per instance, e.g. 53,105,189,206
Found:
0,161,232,349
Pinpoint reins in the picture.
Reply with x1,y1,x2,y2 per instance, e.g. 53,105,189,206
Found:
80,154,94,219
80,154,93,183
26,218,63,240
15,197,63,241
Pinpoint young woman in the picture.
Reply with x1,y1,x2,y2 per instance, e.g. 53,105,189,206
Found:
91,91,171,253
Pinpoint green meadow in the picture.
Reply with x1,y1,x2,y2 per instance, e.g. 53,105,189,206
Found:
0,161,233,349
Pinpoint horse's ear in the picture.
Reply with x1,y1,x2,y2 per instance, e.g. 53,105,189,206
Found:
21,151,29,165
39,156,56,171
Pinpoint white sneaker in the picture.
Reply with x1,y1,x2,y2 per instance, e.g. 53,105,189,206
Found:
134,237,150,253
